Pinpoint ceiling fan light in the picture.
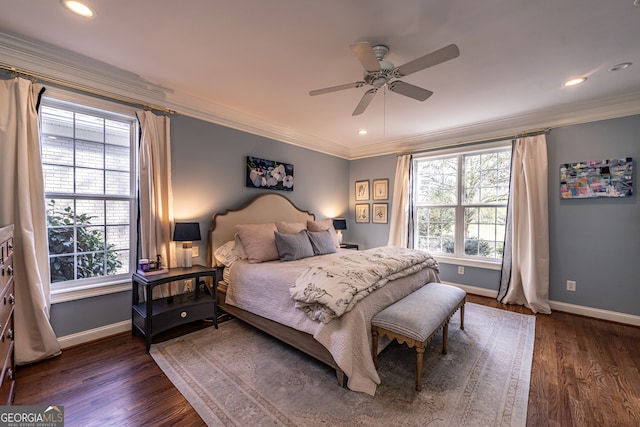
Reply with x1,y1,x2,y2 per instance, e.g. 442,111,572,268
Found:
358,129,367,135
563,77,586,87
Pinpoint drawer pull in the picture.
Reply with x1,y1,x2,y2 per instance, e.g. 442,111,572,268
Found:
7,368,13,381
7,266,13,276
7,329,13,340
8,294,14,305
180,311,187,318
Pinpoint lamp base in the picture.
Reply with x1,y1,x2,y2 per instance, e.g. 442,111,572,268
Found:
337,230,343,245
183,247,193,268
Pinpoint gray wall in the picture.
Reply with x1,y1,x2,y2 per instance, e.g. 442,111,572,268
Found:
51,113,640,337
51,114,349,337
346,114,640,317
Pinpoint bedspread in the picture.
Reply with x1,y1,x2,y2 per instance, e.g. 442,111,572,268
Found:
224,247,440,395
290,247,439,323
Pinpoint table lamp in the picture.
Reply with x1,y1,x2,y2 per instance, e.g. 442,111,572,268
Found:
173,222,201,268
332,218,347,245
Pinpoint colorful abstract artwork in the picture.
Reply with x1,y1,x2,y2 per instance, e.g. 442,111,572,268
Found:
246,156,294,191
560,158,632,199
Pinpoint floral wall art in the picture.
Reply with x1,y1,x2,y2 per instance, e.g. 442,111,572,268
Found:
560,158,632,199
246,156,294,191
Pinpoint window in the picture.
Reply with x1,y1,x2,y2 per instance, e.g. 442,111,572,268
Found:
413,143,512,263
40,97,137,295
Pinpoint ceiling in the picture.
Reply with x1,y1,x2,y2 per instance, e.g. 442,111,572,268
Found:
1,0,639,159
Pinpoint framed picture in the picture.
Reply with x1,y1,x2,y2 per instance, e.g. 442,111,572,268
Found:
246,156,294,191
372,203,388,224
355,203,370,223
355,180,369,201
560,157,632,198
372,178,389,200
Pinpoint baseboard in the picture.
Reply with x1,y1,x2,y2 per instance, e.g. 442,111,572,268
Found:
55,284,640,349
442,281,640,327
57,320,131,349
548,300,640,327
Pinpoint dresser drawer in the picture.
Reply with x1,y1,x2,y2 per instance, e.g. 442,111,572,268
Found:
0,252,12,295
0,279,14,328
0,339,14,405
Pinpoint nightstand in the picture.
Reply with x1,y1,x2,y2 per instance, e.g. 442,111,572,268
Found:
132,264,217,352
340,243,359,250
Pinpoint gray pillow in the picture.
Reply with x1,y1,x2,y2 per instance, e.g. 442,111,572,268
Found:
274,230,315,261
307,230,337,256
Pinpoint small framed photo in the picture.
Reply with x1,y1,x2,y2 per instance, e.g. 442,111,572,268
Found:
372,178,389,200
355,180,370,201
355,203,370,223
372,203,388,224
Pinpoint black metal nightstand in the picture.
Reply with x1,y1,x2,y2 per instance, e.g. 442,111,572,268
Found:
340,243,359,250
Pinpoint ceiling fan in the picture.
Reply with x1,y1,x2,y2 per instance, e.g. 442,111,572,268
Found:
309,42,460,116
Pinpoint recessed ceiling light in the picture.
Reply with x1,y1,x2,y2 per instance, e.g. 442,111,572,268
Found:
358,129,367,135
608,62,632,72
62,0,96,18
563,77,587,87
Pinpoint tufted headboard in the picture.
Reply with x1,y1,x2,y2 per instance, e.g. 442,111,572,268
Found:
207,193,315,267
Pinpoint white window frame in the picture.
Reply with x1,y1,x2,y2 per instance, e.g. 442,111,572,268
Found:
41,89,138,303
412,140,512,270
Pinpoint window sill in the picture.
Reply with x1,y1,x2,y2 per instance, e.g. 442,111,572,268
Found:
433,255,502,271
51,278,131,304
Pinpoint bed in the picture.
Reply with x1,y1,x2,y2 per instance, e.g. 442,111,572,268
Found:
207,193,440,395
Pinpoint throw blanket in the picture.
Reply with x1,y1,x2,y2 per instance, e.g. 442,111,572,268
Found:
290,246,438,323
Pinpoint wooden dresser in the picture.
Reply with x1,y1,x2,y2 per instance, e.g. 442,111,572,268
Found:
0,225,15,405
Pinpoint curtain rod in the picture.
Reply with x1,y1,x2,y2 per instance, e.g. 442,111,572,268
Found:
0,64,176,115
398,127,551,156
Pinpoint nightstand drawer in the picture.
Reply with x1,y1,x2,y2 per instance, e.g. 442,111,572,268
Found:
144,299,216,336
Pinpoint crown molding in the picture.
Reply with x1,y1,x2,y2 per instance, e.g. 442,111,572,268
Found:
0,31,169,104
164,91,352,159
348,90,640,159
2,30,638,161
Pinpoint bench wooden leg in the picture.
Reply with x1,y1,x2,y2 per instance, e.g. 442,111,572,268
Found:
460,303,465,330
442,322,449,354
415,342,425,392
371,327,379,367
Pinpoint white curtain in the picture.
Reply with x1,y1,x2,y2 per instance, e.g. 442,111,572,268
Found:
387,154,412,247
136,111,176,298
0,78,61,364
499,134,551,314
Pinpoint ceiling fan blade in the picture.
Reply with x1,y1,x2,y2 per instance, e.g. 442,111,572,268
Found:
388,81,433,101
309,81,365,96
352,89,377,116
350,42,381,72
396,44,460,77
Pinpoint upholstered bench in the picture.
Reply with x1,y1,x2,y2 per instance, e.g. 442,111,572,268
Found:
371,282,466,391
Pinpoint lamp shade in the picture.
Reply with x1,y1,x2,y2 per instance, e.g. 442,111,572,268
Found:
173,222,201,242
332,218,347,231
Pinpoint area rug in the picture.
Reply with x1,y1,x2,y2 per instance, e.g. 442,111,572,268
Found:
150,303,535,426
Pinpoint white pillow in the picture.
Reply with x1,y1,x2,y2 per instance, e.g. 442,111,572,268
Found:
214,240,240,268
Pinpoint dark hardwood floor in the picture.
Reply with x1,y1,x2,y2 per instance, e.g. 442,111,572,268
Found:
15,295,640,426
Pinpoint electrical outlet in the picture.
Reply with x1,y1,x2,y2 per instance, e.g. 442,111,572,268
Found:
458,266,464,274
192,246,199,258
566,280,576,291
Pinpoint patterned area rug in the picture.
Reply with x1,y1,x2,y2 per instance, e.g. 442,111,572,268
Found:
150,303,535,426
